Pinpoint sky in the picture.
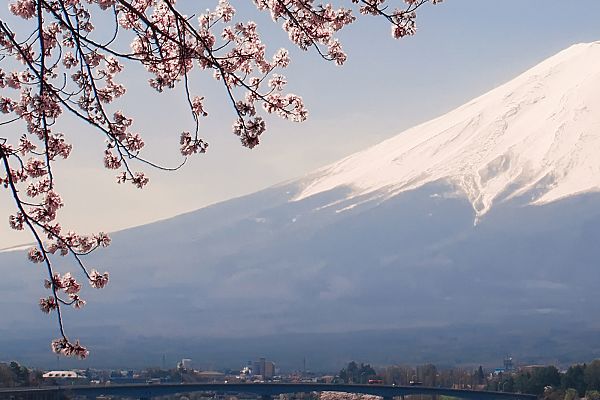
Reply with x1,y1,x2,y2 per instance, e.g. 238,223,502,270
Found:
2,0,600,248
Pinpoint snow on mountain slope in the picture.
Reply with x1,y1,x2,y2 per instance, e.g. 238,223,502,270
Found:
296,41,600,218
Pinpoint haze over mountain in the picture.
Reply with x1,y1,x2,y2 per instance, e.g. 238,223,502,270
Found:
2,42,600,370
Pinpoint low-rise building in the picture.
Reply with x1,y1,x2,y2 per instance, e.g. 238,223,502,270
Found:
42,370,88,384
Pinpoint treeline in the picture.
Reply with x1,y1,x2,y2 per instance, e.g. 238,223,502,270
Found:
338,362,483,387
378,364,479,387
0,362,43,387
491,361,600,398
338,360,600,398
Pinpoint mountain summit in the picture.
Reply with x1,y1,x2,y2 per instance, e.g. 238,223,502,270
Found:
297,42,600,218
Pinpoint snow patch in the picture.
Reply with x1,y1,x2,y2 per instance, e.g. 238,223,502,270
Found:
0,244,31,253
293,42,600,218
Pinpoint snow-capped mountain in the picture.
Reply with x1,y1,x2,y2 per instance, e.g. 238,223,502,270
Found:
2,42,600,369
297,41,600,218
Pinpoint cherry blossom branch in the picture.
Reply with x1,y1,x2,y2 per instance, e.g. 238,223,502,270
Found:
0,143,89,358
1,0,440,357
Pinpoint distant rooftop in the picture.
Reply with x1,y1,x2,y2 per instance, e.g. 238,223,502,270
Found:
42,371,85,379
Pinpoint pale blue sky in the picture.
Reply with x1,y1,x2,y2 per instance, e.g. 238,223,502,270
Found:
2,1,600,247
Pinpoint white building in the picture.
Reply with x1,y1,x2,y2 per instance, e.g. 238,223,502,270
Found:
42,371,87,383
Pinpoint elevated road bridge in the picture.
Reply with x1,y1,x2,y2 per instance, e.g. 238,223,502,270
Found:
0,383,537,400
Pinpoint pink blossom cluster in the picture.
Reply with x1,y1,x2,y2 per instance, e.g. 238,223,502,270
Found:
41,272,87,309
320,392,382,400
1,0,438,357
357,0,443,38
51,337,89,359
115,0,311,148
252,0,354,65
89,269,110,289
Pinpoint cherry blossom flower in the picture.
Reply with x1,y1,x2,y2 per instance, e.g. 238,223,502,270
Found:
39,296,57,313
89,269,109,289
27,247,45,263
69,294,86,309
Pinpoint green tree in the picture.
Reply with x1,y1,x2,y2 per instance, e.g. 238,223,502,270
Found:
338,361,376,384
514,371,533,394
529,367,561,394
501,376,515,393
514,367,561,395
339,361,358,383
357,363,377,384
477,366,485,385
8,362,30,387
585,360,600,391
562,364,587,396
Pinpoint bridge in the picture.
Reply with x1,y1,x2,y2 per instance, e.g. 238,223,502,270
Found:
0,383,536,400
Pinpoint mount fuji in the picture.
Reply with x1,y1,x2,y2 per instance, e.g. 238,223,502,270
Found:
2,42,600,369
